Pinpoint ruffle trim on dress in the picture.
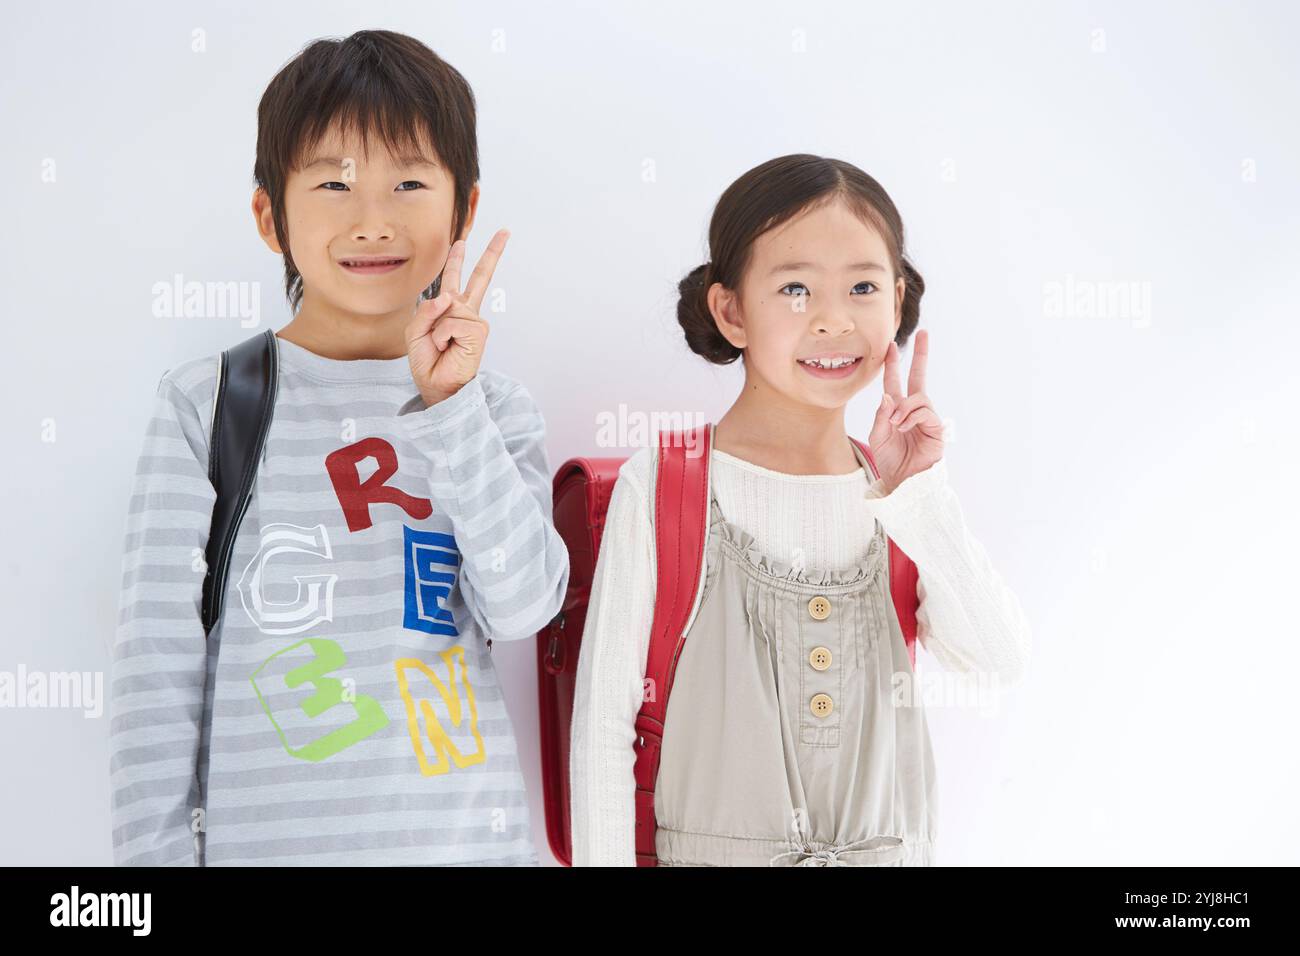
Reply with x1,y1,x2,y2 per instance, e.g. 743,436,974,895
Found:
708,498,886,587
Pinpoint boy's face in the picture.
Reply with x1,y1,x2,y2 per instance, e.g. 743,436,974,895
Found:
254,122,477,317
709,198,904,411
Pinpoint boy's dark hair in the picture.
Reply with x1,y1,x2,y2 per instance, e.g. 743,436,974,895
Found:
254,30,480,312
676,154,924,365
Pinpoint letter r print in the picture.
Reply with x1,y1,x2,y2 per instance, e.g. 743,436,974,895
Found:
325,437,432,532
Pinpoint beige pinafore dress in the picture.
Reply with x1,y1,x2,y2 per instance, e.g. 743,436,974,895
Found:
653,443,939,866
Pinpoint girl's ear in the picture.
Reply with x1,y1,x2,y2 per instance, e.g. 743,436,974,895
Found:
893,274,906,334
709,283,746,349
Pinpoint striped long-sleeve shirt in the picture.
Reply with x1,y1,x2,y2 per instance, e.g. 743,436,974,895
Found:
109,335,569,866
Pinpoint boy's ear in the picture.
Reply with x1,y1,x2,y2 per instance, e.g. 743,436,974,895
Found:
708,283,746,350
456,182,481,242
251,188,283,254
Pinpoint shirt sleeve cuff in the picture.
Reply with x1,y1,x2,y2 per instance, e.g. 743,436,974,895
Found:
862,456,950,519
397,375,488,437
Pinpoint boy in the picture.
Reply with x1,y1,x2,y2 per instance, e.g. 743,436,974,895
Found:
109,30,569,866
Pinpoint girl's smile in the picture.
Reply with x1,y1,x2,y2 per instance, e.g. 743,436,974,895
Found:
796,352,864,379
703,197,905,414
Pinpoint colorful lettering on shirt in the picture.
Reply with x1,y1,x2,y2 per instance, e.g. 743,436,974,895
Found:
236,523,338,634
403,526,460,636
245,438,477,771
249,637,390,762
325,437,432,532
394,648,486,776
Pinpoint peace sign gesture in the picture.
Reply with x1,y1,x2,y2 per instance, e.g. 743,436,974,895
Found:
406,228,510,406
867,329,945,494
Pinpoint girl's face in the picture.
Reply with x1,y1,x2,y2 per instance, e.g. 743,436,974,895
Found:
710,198,904,411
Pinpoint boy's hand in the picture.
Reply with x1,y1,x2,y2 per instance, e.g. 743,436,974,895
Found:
406,228,510,406
866,329,945,494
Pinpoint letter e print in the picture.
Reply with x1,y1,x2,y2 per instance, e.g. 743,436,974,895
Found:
404,526,460,636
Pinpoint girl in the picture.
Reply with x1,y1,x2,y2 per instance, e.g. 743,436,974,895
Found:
569,154,1032,867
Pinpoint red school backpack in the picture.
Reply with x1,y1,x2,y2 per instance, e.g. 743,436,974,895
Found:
535,422,921,866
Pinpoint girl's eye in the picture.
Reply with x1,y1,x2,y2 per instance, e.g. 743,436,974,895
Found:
396,180,426,191
780,281,876,296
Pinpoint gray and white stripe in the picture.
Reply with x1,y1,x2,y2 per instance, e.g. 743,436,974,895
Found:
110,342,567,866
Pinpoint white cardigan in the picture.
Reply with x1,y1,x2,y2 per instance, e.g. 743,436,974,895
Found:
567,444,1033,866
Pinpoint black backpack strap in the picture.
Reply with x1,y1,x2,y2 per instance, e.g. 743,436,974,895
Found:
200,329,279,636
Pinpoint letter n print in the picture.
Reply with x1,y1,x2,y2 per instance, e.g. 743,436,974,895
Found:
394,648,487,776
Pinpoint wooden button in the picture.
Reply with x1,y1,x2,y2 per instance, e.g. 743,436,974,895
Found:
809,646,832,671
810,693,834,717
808,596,831,620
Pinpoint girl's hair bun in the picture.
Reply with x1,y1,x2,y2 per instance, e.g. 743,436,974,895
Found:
897,256,925,346
676,261,742,365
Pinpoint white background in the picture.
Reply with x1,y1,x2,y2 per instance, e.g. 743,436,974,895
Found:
2,0,1297,865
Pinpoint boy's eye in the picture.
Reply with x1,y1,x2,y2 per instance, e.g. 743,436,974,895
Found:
316,181,426,191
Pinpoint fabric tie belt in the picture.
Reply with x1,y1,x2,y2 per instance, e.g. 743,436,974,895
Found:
769,834,906,867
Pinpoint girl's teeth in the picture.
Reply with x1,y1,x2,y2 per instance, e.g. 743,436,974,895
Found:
800,357,858,369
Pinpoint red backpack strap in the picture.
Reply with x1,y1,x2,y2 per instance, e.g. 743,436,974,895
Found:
849,437,922,670
632,423,713,866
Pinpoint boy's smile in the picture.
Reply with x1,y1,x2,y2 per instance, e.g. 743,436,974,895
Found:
253,118,479,357
337,254,411,275
289,122,456,312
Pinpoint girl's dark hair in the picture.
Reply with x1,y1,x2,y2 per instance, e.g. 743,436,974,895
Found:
677,154,924,364
254,30,480,312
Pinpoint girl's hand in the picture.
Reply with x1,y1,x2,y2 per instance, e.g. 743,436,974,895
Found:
867,329,944,495
405,228,510,406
